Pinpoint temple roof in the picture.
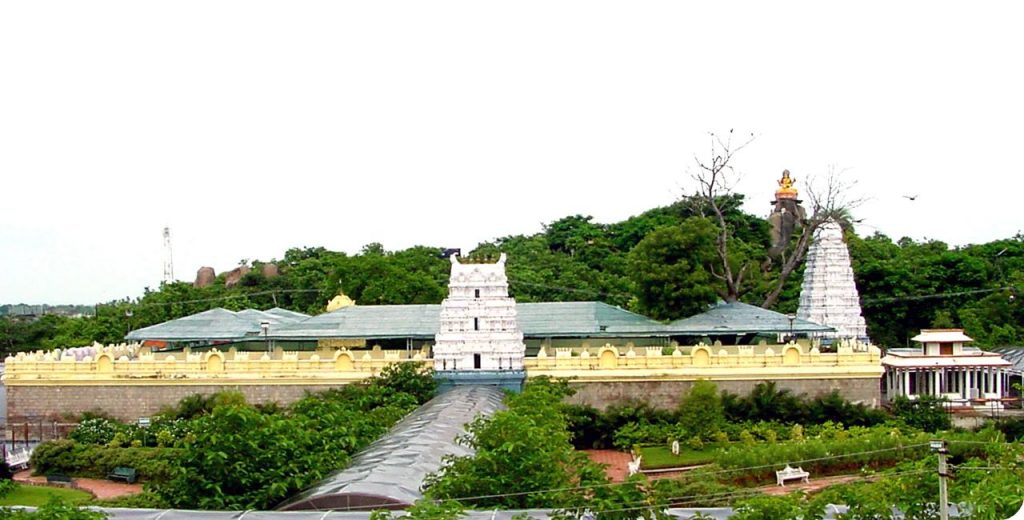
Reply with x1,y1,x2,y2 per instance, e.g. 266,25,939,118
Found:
911,329,974,343
125,307,309,341
270,301,669,340
665,301,833,335
987,346,1024,373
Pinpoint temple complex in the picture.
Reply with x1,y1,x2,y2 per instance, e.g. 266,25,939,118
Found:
2,253,887,421
797,220,869,341
882,329,1014,409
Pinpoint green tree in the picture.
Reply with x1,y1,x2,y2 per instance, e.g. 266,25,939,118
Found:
424,379,607,510
677,379,724,439
627,218,719,320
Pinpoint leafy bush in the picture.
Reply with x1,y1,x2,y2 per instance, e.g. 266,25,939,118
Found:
891,395,951,432
29,440,179,482
0,497,107,519
0,479,16,498
68,418,120,445
994,417,1024,441
373,362,437,404
91,490,170,509
425,378,644,514
677,380,724,439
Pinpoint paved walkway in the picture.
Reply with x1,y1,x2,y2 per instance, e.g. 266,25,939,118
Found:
583,449,633,482
582,450,874,498
759,473,876,496
14,470,143,499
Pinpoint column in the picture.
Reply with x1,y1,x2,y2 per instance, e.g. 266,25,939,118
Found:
995,369,1003,397
903,369,910,397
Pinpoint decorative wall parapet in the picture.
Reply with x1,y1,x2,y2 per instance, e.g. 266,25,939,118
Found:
525,341,882,378
2,344,430,385
3,341,882,386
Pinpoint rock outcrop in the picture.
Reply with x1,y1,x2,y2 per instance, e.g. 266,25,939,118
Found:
194,267,216,288
224,266,252,288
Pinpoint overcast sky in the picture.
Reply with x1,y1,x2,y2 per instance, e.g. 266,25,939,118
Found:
2,1,1023,304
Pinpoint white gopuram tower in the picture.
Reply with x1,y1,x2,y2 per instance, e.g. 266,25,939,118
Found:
433,253,526,391
796,220,868,341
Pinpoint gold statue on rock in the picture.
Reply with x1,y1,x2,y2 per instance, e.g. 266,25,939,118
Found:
776,170,798,197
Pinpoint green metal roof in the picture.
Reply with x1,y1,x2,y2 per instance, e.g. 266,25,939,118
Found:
125,307,309,342
270,301,671,340
515,302,669,337
125,301,831,343
664,301,832,335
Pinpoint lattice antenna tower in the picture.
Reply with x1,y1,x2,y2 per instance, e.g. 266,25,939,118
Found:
162,226,175,284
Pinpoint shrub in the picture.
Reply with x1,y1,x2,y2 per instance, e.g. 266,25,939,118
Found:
69,418,121,445
0,479,16,498
92,490,171,508
678,380,724,439
30,440,179,482
713,431,730,445
564,404,612,449
686,435,704,450
373,362,437,405
790,424,804,441
739,430,755,446
0,497,107,519
891,395,951,432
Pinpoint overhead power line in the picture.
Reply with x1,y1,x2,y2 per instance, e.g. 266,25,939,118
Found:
310,443,935,512
861,286,1020,305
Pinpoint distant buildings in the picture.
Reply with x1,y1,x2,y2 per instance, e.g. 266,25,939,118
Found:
882,329,1015,409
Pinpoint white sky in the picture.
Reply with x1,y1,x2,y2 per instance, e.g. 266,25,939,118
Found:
2,1,1023,304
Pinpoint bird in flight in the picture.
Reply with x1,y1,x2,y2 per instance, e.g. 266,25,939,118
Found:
903,194,918,201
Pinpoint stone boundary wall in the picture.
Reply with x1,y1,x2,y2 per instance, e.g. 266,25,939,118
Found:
5,377,882,423
566,377,882,410
5,383,352,422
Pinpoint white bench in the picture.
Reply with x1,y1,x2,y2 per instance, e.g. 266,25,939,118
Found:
5,448,31,471
776,465,809,486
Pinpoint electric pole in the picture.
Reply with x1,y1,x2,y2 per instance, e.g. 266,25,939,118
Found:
931,439,949,520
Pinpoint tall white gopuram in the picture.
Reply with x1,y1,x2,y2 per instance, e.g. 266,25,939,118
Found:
796,220,869,340
433,253,526,389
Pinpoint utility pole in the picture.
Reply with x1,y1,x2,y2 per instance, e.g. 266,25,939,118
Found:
930,439,949,520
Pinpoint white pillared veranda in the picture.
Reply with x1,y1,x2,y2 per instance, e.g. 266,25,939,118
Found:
796,220,869,340
433,253,526,372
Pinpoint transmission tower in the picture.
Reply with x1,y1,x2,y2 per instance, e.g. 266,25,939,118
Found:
162,226,175,284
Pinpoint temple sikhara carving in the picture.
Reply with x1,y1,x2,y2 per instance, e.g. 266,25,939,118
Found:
797,220,869,341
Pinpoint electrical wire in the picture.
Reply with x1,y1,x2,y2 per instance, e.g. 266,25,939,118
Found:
860,286,1020,305
307,443,934,512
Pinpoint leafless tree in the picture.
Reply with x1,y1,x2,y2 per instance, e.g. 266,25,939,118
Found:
689,130,757,302
760,165,865,308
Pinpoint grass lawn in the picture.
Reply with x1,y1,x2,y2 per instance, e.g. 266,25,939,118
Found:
638,444,718,469
0,483,94,507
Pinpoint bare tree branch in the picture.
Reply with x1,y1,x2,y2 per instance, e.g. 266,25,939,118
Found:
688,130,757,301
761,165,864,308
